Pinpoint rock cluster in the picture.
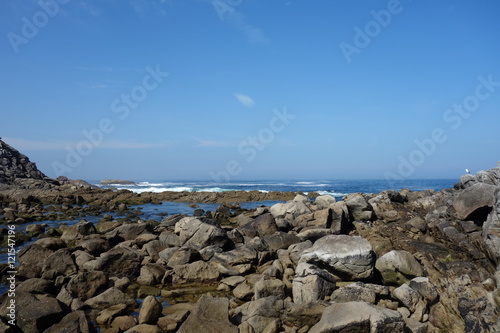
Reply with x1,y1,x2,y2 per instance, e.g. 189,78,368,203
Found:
1,165,500,332
0,140,48,184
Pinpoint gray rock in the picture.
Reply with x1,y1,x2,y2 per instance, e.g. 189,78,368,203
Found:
16,278,56,295
375,250,424,285
345,194,374,221
174,217,229,250
34,237,66,250
167,247,200,267
219,276,246,288
74,250,95,269
392,284,422,312
172,261,220,284
96,304,128,326
111,315,137,331
233,281,254,300
254,279,286,300
18,244,54,278
137,263,167,286
409,277,438,303
107,223,155,241
4,292,66,333
42,248,78,280
309,302,404,333
158,247,180,262
84,287,136,310
270,200,311,219
288,241,313,265
144,239,169,262
299,235,375,280
61,220,97,243
264,232,300,252
330,282,377,304
452,183,496,220
67,271,108,300
96,246,143,279
124,324,160,333
296,228,334,242
293,263,336,304
79,237,110,256
43,310,97,333
177,294,237,333
139,295,163,325
315,195,336,209
252,213,279,237
232,296,285,333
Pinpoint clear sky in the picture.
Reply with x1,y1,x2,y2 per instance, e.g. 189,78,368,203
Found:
1,0,500,181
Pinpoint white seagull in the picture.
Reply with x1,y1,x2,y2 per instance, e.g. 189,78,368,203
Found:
465,169,470,174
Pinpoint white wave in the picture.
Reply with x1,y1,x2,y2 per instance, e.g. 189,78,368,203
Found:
315,190,349,197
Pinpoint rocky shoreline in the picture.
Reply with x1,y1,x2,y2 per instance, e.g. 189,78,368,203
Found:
0,166,500,332
1,140,500,332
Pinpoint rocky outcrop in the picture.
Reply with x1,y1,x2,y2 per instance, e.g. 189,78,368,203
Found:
0,139,48,184
3,162,500,332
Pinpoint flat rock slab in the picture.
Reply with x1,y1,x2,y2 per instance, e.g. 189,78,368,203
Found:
299,235,375,280
309,301,404,333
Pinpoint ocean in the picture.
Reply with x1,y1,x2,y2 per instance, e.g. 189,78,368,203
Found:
94,179,458,200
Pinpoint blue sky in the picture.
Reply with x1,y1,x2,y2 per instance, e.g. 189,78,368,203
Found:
1,0,500,181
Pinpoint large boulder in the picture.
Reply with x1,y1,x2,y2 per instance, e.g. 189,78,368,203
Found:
345,194,374,221
299,235,375,280
41,248,78,280
107,223,155,242
172,261,220,284
84,287,136,310
270,198,312,219
231,296,285,333
138,296,163,325
309,302,404,333
174,217,229,250
452,183,496,220
66,271,108,300
95,246,143,279
177,294,237,333
43,310,97,333
254,279,286,300
17,244,54,278
60,220,97,244
2,292,66,333
137,263,167,286
252,213,279,237
315,195,336,209
293,263,336,304
483,191,500,263
375,250,424,285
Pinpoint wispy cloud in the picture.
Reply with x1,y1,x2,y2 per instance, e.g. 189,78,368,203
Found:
2,137,173,151
234,92,255,107
226,11,270,44
192,137,231,147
